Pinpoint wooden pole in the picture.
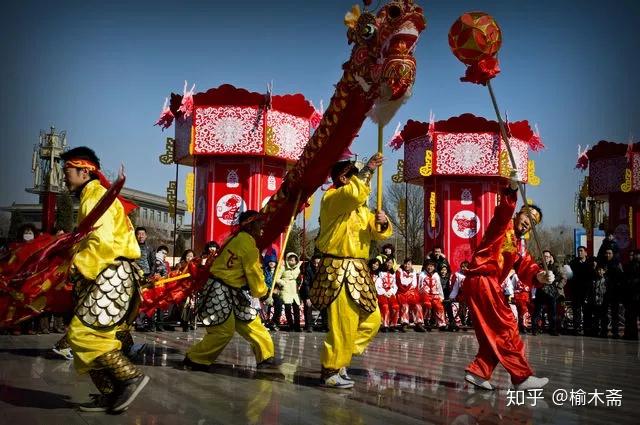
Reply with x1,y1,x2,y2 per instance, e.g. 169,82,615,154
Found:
173,162,179,267
487,80,548,273
377,123,384,213
404,182,408,259
267,192,303,299
302,207,307,260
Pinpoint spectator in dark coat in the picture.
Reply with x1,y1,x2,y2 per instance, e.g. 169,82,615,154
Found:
134,227,155,277
599,248,624,338
532,251,564,336
568,246,596,335
597,231,619,261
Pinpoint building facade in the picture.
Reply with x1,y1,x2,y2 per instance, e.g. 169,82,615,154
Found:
2,187,190,248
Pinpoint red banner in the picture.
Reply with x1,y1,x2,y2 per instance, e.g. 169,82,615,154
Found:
426,180,499,273
209,163,251,244
261,164,285,209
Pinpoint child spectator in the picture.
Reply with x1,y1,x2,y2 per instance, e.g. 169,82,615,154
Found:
512,269,532,334
379,243,399,273
369,257,382,278
502,269,519,324
276,253,302,332
395,258,423,332
375,262,399,333
263,252,282,330
419,260,446,331
448,261,470,328
587,264,608,337
438,264,458,331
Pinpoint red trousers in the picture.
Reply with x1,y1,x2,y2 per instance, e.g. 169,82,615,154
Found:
396,290,422,324
419,294,446,327
463,275,534,384
377,295,399,327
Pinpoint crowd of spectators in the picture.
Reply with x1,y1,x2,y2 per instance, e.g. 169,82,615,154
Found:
4,224,638,342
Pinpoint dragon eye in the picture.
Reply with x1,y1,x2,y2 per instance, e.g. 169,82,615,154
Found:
361,23,376,39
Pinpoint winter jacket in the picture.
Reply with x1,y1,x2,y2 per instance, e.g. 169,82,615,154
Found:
276,253,301,305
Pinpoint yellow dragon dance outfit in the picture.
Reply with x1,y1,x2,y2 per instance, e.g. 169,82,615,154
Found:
66,178,144,397
311,171,392,379
186,231,274,365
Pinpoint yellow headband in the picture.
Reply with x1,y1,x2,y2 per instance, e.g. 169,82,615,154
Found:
520,206,541,225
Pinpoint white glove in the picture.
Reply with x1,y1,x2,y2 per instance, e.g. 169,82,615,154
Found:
264,296,274,306
536,270,555,284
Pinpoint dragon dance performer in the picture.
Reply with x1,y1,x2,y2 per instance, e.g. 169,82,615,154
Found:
463,172,554,391
310,153,392,389
183,210,280,370
61,147,149,413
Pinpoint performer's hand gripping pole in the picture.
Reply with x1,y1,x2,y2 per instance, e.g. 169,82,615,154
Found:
265,191,303,303
487,80,548,274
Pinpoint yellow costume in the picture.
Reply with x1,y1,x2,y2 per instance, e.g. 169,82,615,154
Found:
311,174,392,376
186,231,275,365
66,179,143,394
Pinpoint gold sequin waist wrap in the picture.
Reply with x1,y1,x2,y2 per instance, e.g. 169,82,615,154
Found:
73,259,143,330
309,256,377,313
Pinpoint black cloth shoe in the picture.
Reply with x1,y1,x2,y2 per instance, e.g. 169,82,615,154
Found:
110,375,150,413
182,356,210,372
77,393,113,412
414,324,426,333
256,357,283,369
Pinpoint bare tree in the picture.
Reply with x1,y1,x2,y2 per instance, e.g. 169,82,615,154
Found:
378,183,424,262
528,224,574,263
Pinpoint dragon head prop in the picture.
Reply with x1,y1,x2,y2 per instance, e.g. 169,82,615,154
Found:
344,0,425,122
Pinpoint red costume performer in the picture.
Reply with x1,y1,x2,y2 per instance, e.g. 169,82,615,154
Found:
463,184,553,390
375,271,399,331
395,262,424,332
418,265,446,329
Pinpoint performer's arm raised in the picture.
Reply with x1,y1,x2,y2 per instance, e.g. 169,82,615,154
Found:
324,175,371,217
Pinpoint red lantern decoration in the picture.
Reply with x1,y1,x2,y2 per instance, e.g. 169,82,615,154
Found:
448,12,502,85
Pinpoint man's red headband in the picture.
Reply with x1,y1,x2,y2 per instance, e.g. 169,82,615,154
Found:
64,159,99,172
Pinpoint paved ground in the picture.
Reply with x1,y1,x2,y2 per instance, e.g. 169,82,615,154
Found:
0,329,638,424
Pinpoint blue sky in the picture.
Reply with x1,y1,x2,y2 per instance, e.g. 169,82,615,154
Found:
1,0,638,229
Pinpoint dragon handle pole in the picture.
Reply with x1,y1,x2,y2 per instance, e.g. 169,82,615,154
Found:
267,192,303,299
487,80,548,273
